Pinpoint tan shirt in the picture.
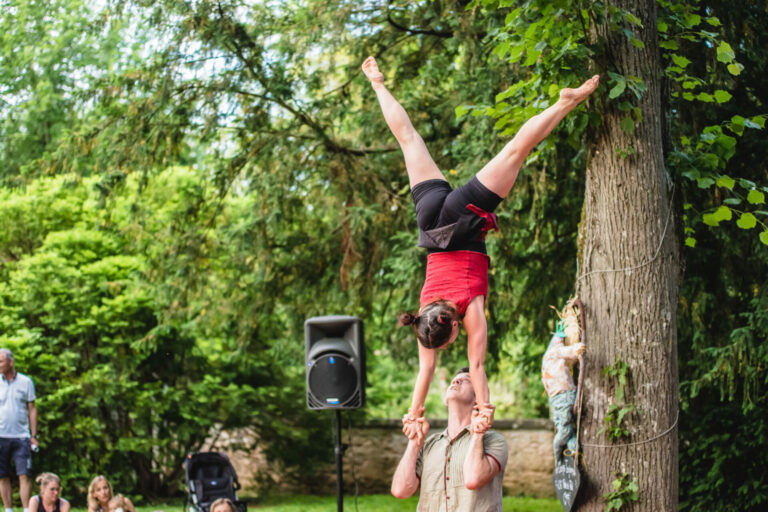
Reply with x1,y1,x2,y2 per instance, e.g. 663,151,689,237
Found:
415,426,508,512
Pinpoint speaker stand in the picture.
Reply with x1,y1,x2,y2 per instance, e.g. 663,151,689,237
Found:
334,409,348,511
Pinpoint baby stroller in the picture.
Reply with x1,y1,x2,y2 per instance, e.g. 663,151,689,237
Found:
185,451,247,512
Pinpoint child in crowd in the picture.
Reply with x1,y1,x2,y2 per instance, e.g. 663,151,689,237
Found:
209,498,237,512
107,495,128,512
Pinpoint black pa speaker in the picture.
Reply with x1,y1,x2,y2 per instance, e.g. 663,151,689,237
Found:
305,316,365,410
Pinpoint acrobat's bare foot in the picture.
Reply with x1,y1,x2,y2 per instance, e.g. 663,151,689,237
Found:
362,56,384,85
559,75,600,106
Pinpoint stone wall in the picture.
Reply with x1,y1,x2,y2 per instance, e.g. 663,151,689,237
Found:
207,418,556,498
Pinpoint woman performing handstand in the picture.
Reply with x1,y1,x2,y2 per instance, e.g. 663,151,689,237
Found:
362,56,598,434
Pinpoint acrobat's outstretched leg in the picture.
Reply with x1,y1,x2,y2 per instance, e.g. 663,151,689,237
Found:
363,56,445,188
476,75,600,198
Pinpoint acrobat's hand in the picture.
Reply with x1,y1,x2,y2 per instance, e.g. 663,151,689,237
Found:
402,419,420,439
403,406,425,422
412,416,430,445
471,407,490,435
402,406,425,439
478,402,495,428
403,415,429,441
575,342,586,357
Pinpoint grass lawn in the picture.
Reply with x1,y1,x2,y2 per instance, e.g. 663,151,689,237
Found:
248,495,560,511
115,495,559,512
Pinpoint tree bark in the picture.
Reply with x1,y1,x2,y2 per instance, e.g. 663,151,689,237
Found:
575,1,680,510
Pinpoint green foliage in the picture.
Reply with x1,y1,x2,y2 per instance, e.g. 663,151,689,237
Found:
0,0,135,184
0,173,333,500
674,3,768,507
599,401,638,441
659,0,767,247
597,360,638,441
602,472,640,511
475,0,767,506
679,403,768,511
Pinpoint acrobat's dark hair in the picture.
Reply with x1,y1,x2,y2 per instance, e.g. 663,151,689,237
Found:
398,300,459,349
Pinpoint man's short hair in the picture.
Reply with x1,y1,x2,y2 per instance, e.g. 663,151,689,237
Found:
0,349,13,361
455,366,470,376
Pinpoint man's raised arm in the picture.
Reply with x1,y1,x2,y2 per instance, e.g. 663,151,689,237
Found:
463,408,507,490
391,418,429,499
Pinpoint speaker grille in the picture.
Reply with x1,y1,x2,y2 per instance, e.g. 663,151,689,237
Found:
307,354,359,408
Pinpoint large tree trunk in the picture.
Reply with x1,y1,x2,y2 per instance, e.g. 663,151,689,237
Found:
575,1,680,510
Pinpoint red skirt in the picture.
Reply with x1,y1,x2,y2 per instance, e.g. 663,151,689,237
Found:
419,251,489,315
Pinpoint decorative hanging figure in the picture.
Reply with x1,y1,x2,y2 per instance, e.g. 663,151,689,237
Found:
543,298,586,511
542,298,585,461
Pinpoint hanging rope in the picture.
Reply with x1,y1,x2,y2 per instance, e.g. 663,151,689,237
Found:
573,298,586,468
581,410,679,448
573,185,678,453
573,298,586,472
575,183,675,284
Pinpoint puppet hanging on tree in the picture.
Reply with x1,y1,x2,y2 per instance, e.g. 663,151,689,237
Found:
542,298,586,461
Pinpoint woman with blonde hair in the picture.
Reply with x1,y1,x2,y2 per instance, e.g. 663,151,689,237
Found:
87,476,134,512
28,473,70,512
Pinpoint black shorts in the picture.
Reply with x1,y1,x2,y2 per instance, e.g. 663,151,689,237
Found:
0,437,32,477
411,177,502,253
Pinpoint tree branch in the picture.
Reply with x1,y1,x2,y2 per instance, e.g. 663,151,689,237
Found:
213,4,390,157
386,12,453,38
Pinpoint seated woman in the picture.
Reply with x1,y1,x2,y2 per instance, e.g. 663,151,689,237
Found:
209,498,237,512
87,476,135,512
29,473,70,512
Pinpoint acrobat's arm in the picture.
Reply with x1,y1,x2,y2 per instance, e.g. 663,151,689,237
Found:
464,296,490,408
409,342,437,417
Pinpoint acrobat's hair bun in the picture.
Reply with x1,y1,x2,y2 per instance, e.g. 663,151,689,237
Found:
398,313,419,327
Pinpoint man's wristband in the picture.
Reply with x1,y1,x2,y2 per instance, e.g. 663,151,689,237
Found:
31,435,37,440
